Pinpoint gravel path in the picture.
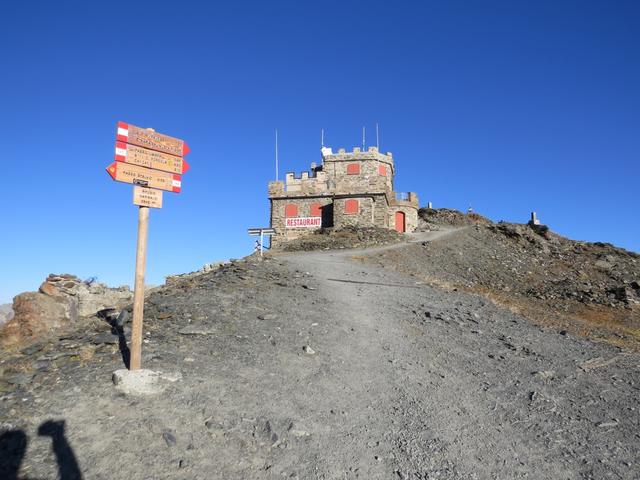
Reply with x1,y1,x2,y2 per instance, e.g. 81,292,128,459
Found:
1,232,638,479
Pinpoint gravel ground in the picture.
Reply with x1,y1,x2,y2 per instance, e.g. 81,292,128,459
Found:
1,233,639,479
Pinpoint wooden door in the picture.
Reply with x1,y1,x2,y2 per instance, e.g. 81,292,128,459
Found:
395,211,405,233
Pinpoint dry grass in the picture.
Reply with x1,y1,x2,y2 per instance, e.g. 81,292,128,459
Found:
469,286,640,352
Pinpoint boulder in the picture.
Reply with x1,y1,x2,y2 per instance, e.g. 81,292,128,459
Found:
1,291,77,346
1,274,133,347
75,282,132,318
38,274,132,318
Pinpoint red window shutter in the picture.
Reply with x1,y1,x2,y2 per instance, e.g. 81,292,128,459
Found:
378,164,387,176
347,163,360,175
285,204,298,217
344,199,359,214
310,203,322,217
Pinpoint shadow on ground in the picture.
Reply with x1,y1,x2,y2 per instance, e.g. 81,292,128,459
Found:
0,419,82,480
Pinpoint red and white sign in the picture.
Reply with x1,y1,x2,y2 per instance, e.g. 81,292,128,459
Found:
114,141,189,174
106,161,182,192
116,121,190,157
285,217,322,228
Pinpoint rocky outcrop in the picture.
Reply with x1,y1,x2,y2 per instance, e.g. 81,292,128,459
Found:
1,274,132,347
414,208,640,309
1,291,76,346
0,304,13,327
38,275,132,318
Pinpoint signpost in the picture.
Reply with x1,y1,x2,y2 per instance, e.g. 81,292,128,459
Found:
107,122,190,370
248,227,276,256
133,186,163,209
106,161,182,192
115,141,189,174
117,121,190,157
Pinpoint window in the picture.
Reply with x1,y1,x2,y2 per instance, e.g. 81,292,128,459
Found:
378,164,387,176
310,203,322,217
347,163,360,175
285,204,298,217
344,199,359,214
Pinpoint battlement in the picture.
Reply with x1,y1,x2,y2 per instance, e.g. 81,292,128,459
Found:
322,146,394,164
268,169,329,197
390,191,419,208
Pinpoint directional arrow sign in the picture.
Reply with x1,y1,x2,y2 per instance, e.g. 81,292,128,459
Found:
106,162,181,192
115,142,190,174
117,121,190,157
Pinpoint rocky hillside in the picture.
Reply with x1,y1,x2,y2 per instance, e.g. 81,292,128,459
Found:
363,208,640,350
1,238,638,479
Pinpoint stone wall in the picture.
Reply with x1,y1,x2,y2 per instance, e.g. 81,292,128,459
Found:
323,147,394,194
270,197,332,247
374,196,390,229
333,196,377,229
283,171,329,195
390,206,419,233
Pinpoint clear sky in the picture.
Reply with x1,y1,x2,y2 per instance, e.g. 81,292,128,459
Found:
1,1,638,303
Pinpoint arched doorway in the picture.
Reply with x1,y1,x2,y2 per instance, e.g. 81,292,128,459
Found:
395,211,405,233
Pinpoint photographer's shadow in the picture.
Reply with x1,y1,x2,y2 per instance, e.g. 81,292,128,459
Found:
0,419,82,480
38,420,82,480
0,429,26,480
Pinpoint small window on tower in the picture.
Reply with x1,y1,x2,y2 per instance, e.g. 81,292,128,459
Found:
347,163,360,175
378,164,387,176
310,203,322,217
285,204,298,217
344,199,359,214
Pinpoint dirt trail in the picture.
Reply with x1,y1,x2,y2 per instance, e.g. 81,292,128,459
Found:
1,231,638,479
282,232,639,479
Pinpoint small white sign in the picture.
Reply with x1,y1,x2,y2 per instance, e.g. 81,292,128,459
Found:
285,217,321,228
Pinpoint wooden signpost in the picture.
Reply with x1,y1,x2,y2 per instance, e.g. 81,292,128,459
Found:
115,142,190,174
106,122,190,370
133,186,163,209
117,121,190,157
106,161,182,192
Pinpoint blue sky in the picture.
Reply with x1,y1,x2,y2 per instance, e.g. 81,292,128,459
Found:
0,1,638,303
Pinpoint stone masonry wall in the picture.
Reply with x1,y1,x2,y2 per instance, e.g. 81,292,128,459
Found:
270,197,332,246
323,148,394,194
284,171,329,195
390,206,419,233
333,196,377,229
374,196,390,228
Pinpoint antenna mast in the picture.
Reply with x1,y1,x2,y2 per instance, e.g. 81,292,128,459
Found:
362,126,366,150
275,129,279,181
376,122,379,149
321,128,324,147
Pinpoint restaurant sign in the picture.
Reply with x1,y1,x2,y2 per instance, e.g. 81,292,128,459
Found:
285,217,322,228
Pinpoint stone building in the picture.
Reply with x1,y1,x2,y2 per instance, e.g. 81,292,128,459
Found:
268,146,419,246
